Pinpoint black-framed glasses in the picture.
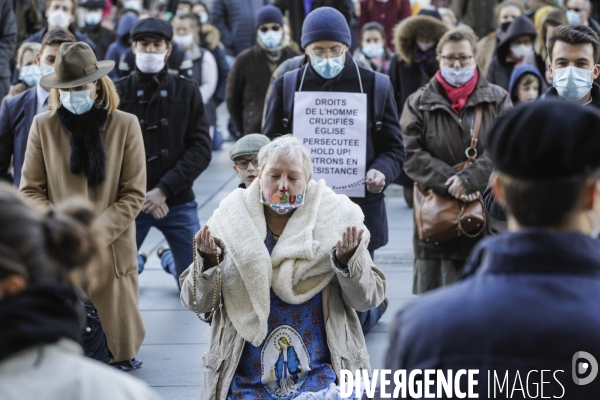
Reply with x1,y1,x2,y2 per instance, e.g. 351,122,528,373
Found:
234,157,259,170
441,55,474,66
259,25,281,33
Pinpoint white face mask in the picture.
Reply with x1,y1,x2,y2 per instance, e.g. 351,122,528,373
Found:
20,65,42,87
59,89,96,115
47,10,71,29
440,66,476,87
510,43,533,58
258,30,283,49
124,0,142,11
553,66,593,101
362,43,385,58
85,11,102,26
198,11,209,24
173,33,194,48
135,50,168,74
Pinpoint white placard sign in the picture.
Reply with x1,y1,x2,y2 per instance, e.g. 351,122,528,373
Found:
293,91,367,198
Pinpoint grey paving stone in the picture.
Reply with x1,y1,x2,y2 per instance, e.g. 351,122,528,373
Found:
152,386,203,400
141,310,210,345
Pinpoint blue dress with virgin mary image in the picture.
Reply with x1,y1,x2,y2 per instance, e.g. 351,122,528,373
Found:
227,229,337,400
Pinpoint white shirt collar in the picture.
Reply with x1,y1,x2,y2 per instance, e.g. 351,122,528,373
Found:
36,82,50,110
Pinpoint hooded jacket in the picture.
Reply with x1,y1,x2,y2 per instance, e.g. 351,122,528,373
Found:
388,15,448,114
508,64,544,104
486,16,546,91
105,12,138,81
387,229,600,398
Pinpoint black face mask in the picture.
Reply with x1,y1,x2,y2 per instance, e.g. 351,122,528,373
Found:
500,21,511,33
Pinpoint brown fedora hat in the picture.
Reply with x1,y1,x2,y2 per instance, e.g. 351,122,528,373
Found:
40,42,115,89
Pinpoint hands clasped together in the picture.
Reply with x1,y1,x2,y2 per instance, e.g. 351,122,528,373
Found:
445,175,481,202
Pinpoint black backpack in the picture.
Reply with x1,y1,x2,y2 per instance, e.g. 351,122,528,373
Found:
281,65,391,133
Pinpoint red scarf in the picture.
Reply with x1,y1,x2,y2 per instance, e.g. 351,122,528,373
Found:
435,68,479,115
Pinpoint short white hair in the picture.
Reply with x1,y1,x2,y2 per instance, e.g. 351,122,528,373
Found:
258,135,313,178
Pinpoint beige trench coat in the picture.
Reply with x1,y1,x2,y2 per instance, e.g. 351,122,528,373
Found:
180,239,386,400
19,109,147,361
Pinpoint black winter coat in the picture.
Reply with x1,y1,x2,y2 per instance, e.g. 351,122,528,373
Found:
81,24,116,61
115,68,212,207
263,54,406,251
226,44,299,135
387,229,600,398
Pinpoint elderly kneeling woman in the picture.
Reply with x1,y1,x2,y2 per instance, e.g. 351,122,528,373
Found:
180,135,386,399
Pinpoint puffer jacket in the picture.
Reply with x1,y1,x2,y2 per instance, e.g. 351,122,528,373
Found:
400,70,512,260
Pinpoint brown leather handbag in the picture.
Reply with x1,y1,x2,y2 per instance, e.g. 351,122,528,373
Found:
413,105,486,244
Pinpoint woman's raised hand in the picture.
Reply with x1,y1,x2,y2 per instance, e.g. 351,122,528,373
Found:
195,226,220,256
336,226,364,267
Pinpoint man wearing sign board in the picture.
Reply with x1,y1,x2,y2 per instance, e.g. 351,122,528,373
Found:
263,7,405,334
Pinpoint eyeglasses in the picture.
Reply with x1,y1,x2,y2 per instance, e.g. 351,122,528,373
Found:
441,55,474,66
308,46,346,58
234,157,258,170
259,25,280,33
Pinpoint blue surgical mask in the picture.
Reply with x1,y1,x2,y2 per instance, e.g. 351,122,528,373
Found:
311,54,345,79
20,65,42,87
440,66,476,87
198,11,209,24
553,66,593,101
59,89,96,115
258,30,283,49
566,9,581,24
362,43,384,58
41,63,54,77
85,11,102,26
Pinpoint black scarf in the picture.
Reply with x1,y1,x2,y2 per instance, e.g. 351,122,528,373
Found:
0,285,83,362
57,106,108,186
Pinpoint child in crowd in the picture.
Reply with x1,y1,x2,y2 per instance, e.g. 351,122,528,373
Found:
353,22,394,74
508,64,543,105
230,134,271,189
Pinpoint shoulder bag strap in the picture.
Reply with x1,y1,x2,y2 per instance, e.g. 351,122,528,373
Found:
465,104,483,161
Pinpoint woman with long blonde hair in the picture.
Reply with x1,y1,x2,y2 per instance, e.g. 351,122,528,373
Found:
19,41,147,371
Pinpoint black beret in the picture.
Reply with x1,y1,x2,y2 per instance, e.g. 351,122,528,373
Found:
80,0,105,8
485,100,600,179
130,18,173,42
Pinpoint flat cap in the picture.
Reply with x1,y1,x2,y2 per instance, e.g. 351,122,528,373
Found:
230,134,271,161
485,100,600,179
130,18,173,42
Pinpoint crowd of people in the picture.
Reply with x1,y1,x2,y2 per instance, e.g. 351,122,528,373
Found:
1,0,600,398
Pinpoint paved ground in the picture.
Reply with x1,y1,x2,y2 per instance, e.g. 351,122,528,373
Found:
130,141,416,399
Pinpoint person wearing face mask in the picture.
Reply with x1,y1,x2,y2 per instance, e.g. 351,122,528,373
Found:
400,27,512,294
477,0,524,76
387,13,448,208
78,1,115,61
264,7,404,334
226,5,299,136
0,185,161,400
172,14,218,123
0,29,75,187
180,135,386,400
358,0,411,52
566,0,600,39
192,1,210,25
481,25,600,224
115,18,212,290
487,15,547,92
23,0,97,56
388,101,600,398
353,22,394,74
19,41,147,371
6,42,41,99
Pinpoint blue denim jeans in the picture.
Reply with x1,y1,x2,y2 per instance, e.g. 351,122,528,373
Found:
136,201,200,288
